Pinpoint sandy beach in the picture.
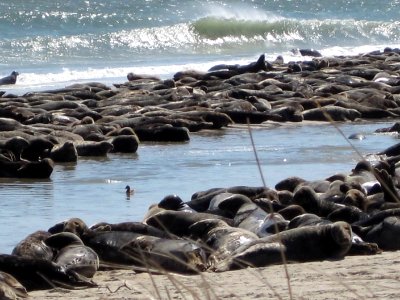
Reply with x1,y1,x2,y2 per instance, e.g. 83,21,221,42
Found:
29,250,400,300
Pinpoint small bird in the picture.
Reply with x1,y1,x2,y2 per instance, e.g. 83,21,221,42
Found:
125,185,135,197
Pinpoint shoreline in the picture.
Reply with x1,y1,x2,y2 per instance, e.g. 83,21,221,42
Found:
30,250,400,299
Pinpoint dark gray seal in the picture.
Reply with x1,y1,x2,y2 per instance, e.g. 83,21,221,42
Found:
188,219,259,267
0,158,54,179
49,142,78,163
45,232,99,278
214,221,353,271
0,254,96,291
144,210,234,237
0,71,19,85
12,230,53,261
75,141,113,157
80,229,206,274
353,208,400,250
158,194,196,213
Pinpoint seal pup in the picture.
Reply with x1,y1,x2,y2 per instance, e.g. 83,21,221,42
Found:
0,71,19,85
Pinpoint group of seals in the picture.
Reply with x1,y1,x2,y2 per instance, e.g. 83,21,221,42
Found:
2,145,400,294
2,48,400,173
3,49,400,295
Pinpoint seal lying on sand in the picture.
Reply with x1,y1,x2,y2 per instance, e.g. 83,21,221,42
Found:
188,219,258,267
0,254,96,291
214,221,353,271
45,232,99,278
12,231,53,261
48,218,206,274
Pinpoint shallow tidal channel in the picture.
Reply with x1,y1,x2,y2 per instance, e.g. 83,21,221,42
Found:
0,121,397,253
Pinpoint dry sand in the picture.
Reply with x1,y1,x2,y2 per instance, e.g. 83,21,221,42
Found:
30,250,400,300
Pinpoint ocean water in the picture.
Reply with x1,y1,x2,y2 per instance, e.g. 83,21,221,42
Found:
1,2,400,252
1,0,400,93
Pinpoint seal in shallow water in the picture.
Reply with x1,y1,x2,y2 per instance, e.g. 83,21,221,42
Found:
0,71,19,85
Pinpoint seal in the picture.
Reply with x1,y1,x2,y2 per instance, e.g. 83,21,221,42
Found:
48,218,89,237
11,230,53,261
80,229,206,274
0,158,54,179
216,194,288,237
2,136,30,161
21,137,54,161
289,213,381,255
302,106,361,121
49,142,78,163
75,141,113,157
214,221,353,271
89,221,169,239
0,71,19,86
0,254,96,291
110,135,139,153
45,232,99,278
188,186,276,212
117,234,207,274
157,194,196,213
353,209,400,250
144,210,234,237
188,218,258,267
291,185,366,223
